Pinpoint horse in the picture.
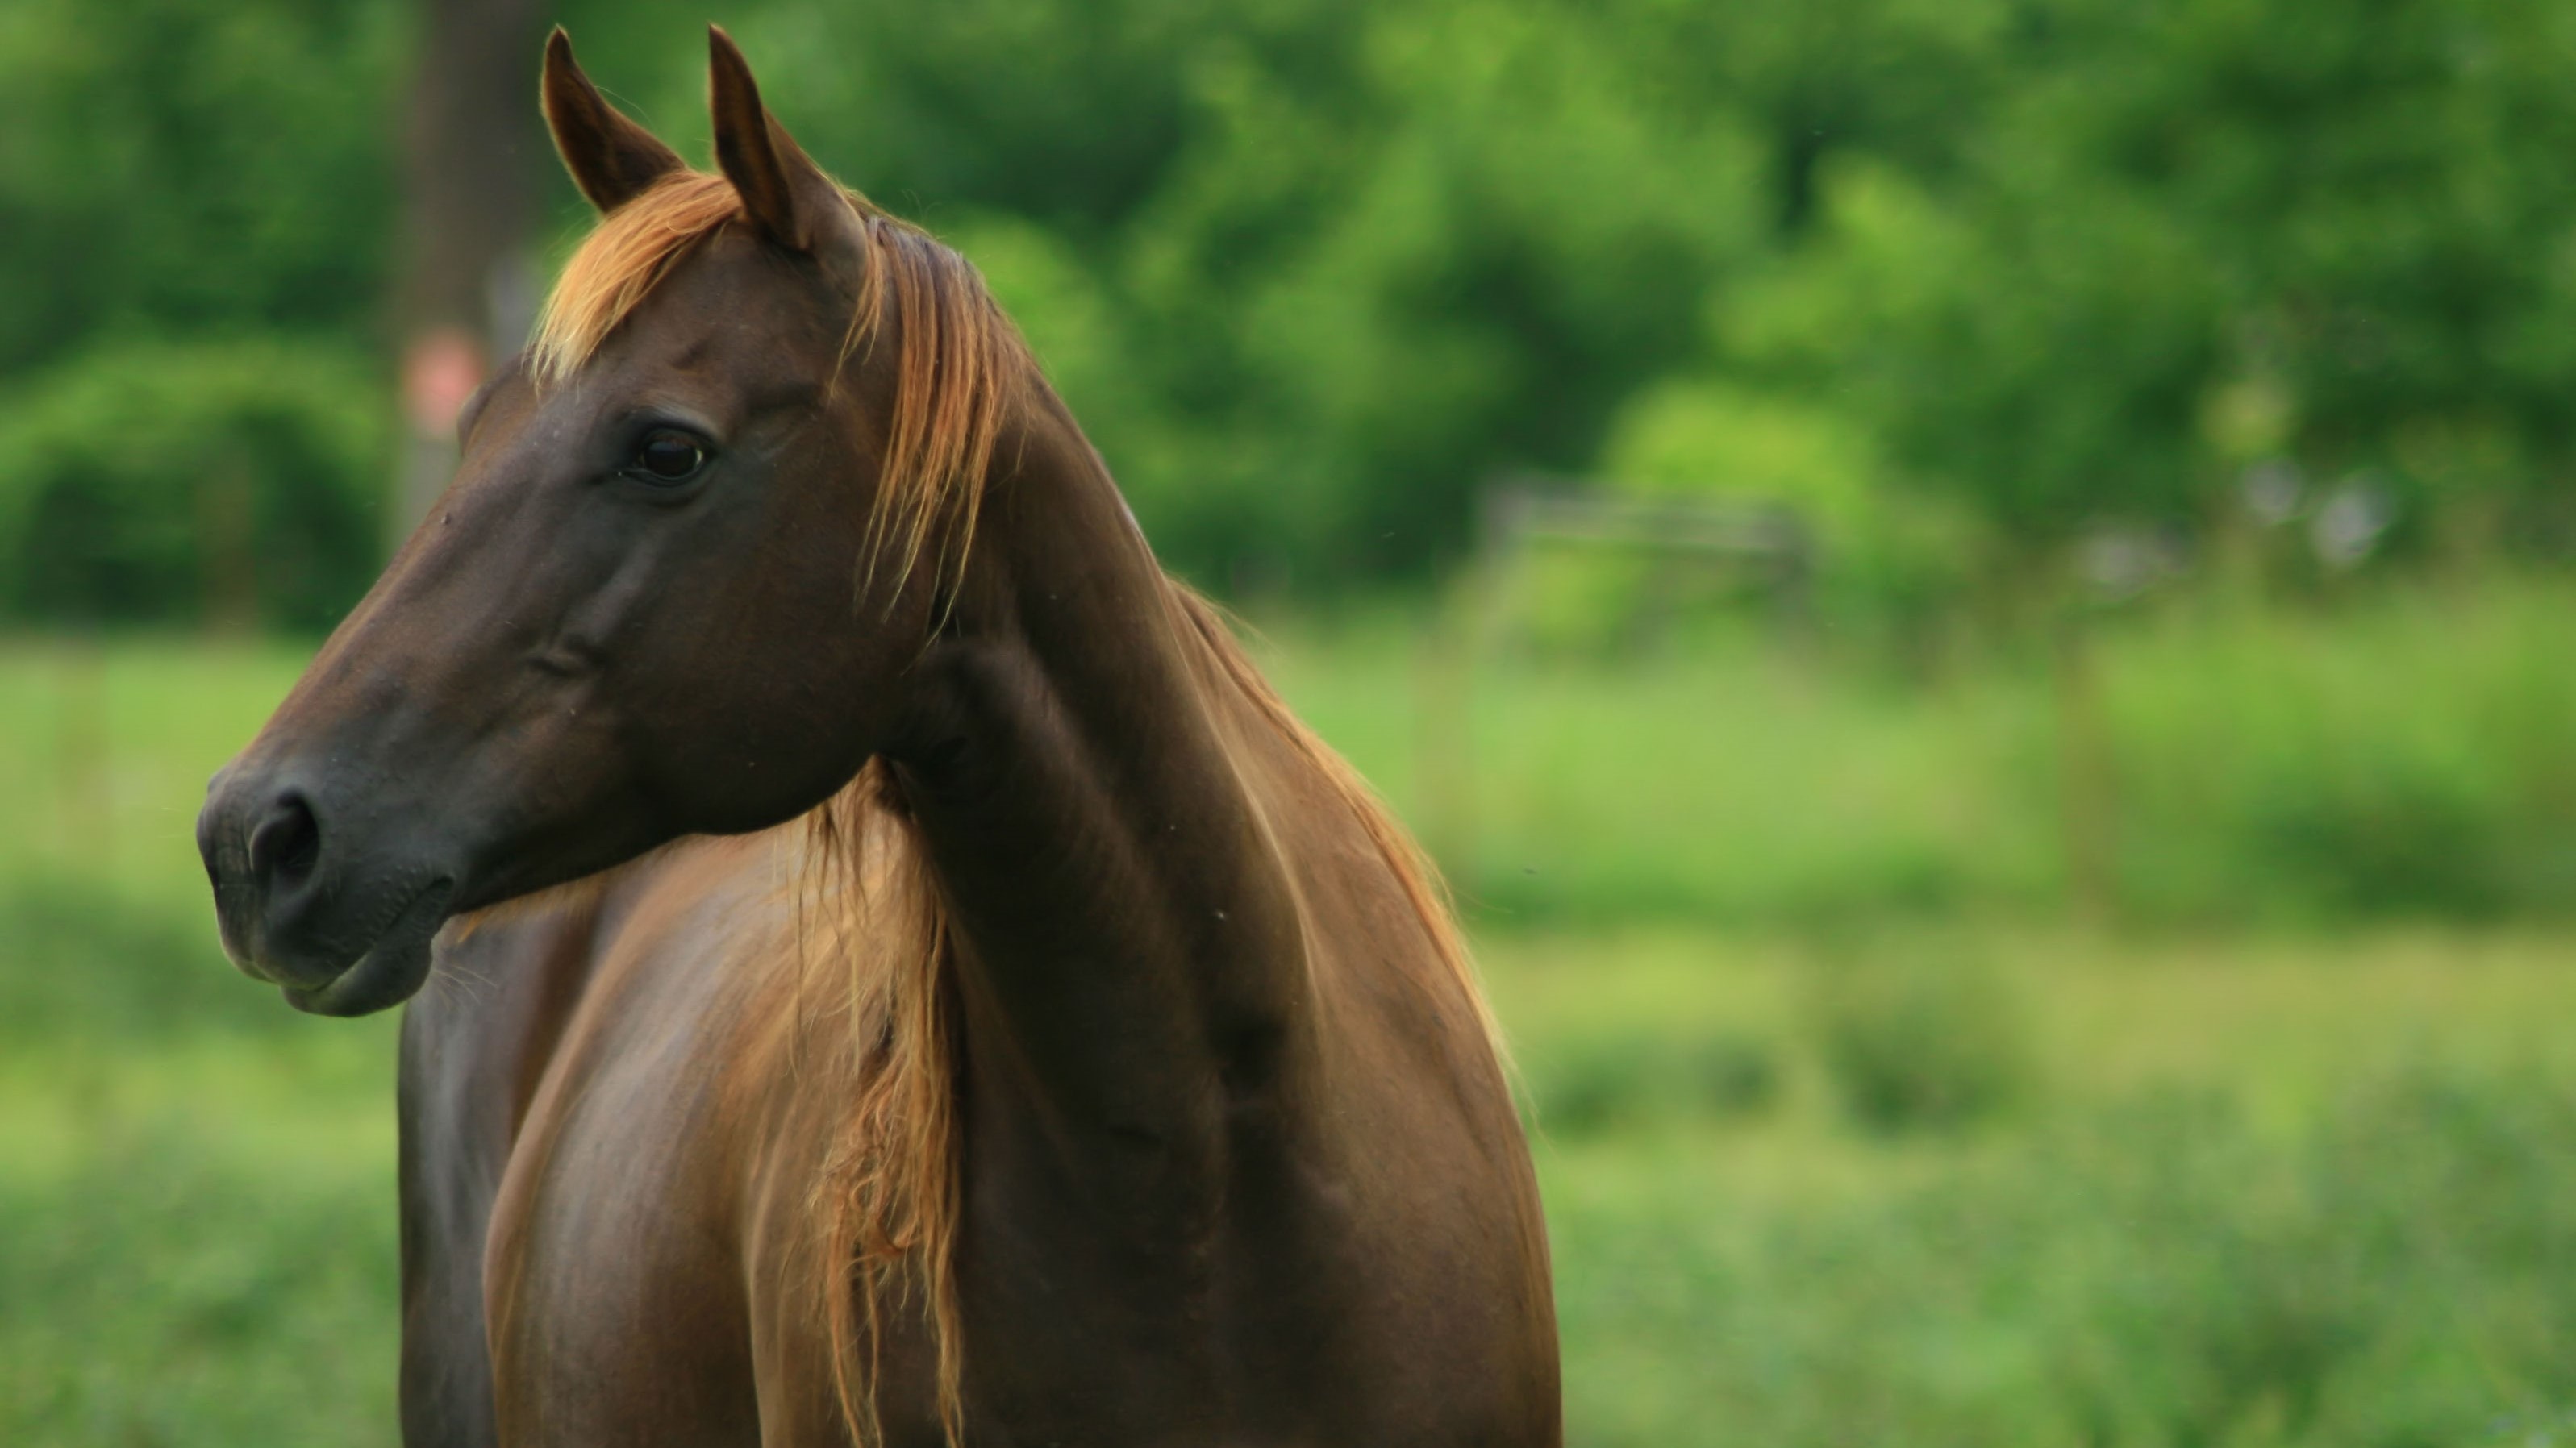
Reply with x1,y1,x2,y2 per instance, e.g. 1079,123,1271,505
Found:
196,27,1557,1446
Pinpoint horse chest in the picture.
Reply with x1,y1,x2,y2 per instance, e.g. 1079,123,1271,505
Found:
476,1001,774,1441
401,850,1555,1446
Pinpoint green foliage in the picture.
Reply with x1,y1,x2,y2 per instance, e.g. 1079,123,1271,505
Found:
2024,0,2576,541
0,1120,398,1447
573,0,1774,585
1549,1075,2576,1447
1594,377,1979,620
1524,1028,1780,1137
1806,943,2033,1134
1733,158,2226,553
0,1,400,632
2106,581,2576,922
10,0,2576,601
1271,575,2576,928
0,341,386,630
0,0,399,377
1604,382,1881,531
0,873,278,1044
1715,0,2576,568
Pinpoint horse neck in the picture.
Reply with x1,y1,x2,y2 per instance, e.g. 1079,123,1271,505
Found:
884,385,1311,1146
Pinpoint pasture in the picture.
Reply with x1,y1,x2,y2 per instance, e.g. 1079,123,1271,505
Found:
5,600,2575,1446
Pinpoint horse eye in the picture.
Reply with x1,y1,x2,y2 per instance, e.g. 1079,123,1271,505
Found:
631,430,707,483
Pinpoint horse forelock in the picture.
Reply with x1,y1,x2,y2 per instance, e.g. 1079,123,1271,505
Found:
531,167,1031,611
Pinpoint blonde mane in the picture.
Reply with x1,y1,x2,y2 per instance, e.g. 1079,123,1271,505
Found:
531,167,1498,1448
534,170,1020,601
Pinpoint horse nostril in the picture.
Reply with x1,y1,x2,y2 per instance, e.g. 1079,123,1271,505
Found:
248,793,323,889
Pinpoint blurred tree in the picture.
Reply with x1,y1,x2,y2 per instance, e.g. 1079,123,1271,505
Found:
1711,0,2576,584
0,0,398,376
391,0,548,537
1727,159,2224,570
748,0,1777,588
0,342,384,630
2,0,2573,620
1653,0,2011,236
2058,0,2576,560
0,0,398,629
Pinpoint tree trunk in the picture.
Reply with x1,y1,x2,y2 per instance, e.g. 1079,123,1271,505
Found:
393,0,547,545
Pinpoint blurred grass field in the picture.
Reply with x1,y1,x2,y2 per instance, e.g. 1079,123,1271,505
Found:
5,590,2576,1446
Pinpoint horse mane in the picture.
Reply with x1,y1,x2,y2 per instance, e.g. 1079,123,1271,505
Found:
530,167,1498,1448
534,169,1019,601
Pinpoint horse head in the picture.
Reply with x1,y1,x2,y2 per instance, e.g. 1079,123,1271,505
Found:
197,29,1001,1015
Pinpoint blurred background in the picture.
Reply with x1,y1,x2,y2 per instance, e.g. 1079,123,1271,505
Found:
5,0,2575,1442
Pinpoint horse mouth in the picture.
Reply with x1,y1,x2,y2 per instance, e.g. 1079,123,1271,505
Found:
279,880,456,1017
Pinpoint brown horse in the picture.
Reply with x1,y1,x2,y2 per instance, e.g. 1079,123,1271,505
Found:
196,27,1557,1447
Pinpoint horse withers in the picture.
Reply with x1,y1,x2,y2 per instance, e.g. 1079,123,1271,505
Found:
197,27,1557,1446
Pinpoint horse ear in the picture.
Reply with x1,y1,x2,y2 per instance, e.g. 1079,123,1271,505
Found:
543,28,685,213
706,26,848,253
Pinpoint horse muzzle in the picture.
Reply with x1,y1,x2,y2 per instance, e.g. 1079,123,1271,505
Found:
198,761,458,1017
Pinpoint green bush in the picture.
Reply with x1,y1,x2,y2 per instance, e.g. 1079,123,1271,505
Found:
1806,944,2033,1134
0,1122,398,1447
1525,1029,1779,1136
0,341,387,631
2019,1080,2576,1447
0,874,278,1044
1272,576,2576,930
2106,581,2576,922
1549,1074,2576,1447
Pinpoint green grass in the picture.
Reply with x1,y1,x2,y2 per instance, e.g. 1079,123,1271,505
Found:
5,598,2576,1445
0,637,311,903
0,638,405,1446
1262,618,2064,924
1258,573,2576,927
1487,929,2576,1446
0,1051,397,1446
